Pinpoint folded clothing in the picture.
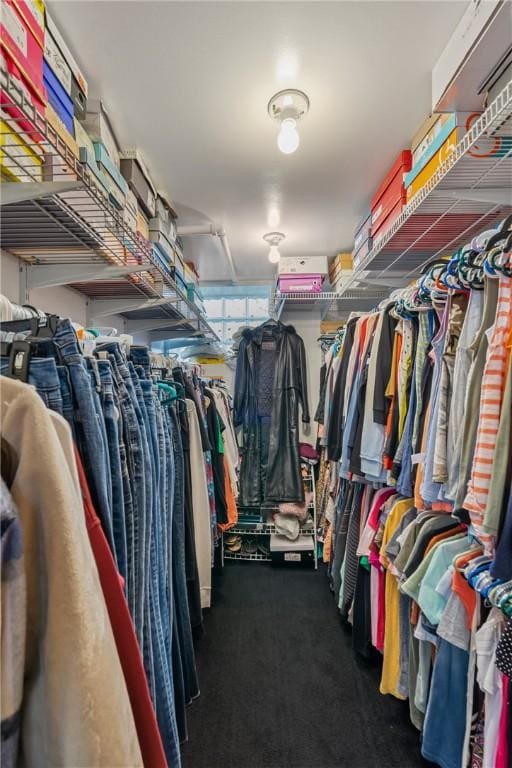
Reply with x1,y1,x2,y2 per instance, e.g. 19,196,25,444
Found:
273,513,300,540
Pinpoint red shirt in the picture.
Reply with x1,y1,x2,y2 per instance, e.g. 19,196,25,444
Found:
75,448,167,768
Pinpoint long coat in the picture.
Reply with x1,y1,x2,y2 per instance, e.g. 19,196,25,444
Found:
234,322,310,505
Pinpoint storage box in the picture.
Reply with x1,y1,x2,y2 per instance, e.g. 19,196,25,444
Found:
329,252,353,283
1,0,45,103
411,113,453,168
120,150,156,218
353,213,372,253
83,99,120,166
93,141,128,196
185,261,200,281
184,263,198,285
45,9,87,96
405,112,481,192
270,534,314,567
373,198,404,243
278,255,328,275
371,150,412,234
136,205,149,239
44,24,71,94
123,188,138,232
278,274,323,293
405,127,470,203
149,212,176,246
43,59,73,135
0,51,46,142
1,118,42,181
352,236,373,270
75,119,108,190
16,0,45,47
45,101,77,156
42,150,77,181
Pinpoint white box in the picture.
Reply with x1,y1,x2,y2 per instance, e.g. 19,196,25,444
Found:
46,11,88,97
44,28,72,94
270,534,314,552
278,256,328,275
432,1,509,112
83,100,120,167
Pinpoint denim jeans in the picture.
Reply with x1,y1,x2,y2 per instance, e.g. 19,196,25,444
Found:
130,345,152,378
0,357,63,415
107,351,147,646
29,320,114,550
170,407,199,704
97,359,127,579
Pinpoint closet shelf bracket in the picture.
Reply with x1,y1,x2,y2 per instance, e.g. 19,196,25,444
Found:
25,263,147,290
86,296,175,321
124,318,187,334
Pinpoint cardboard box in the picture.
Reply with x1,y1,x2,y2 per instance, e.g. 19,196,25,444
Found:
411,114,452,167
405,112,481,190
75,119,109,191
45,101,78,156
136,205,149,239
42,150,77,181
122,188,138,232
278,274,323,293
353,237,373,270
1,0,46,102
93,141,128,196
1,50,46,142
44,24,71,94
83,99,120,166
120,150,156,218
371,150,411,234
353,214,371,253
45,9,87,96
1,117,42,181
43,59,74,135
278,255,328,275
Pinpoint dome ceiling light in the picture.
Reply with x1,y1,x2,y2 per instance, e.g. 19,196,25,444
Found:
263,231,286,263
268,89,310,155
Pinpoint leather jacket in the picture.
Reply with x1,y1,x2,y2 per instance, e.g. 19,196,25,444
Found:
234,321,309,505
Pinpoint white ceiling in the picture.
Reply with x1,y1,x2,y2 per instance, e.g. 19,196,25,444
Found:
49,0,467,284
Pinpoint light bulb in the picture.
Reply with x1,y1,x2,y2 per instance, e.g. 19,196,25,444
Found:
277,118,300,154
268,245,280,263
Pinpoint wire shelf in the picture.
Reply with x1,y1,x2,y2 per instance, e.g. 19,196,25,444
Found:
226,523,315,536
0,68,219,340
333,79,512,307
223,551,272,562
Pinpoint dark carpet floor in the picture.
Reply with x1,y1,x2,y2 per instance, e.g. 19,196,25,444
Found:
181,562,430,768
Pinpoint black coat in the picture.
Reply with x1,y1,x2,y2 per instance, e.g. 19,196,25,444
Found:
234,322,310,505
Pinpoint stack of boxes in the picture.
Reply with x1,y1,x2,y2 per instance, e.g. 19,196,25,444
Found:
352,214,372,270
371,149,412,245
328,253,353,292
0,0,48,181
405,111,481,203
0,0,210,311
184,261,205,314
277,256,328,293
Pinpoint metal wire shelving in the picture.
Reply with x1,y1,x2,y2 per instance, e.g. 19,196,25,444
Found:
0,68,218,340
271,79,512,319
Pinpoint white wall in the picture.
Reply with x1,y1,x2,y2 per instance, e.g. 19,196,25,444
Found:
0,250,145,339
280,307,322,444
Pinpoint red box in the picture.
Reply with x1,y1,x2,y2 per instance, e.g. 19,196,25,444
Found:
1,0,45,103
372,198,404,243
0,50,46,143
371,149,411,233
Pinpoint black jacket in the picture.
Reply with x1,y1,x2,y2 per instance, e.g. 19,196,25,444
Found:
234,321,309,505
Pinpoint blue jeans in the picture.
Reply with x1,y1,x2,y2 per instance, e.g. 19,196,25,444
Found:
0,357,63,416
107,350,147,646
421,638,469,768
130,345,152,378
97,359,127,579
30,320,114,553
170,407,199,722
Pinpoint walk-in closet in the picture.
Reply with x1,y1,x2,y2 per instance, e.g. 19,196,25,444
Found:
1,2,511,767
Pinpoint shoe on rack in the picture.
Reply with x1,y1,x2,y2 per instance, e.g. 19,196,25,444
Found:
241,538,258,555
225,536,242,553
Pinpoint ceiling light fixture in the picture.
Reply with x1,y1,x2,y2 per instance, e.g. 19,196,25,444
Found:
263,231,285,264
268,89,310,155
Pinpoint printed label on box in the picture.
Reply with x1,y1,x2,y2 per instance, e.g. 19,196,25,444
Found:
284,553,301,562
44,31,72,93
371,204,382,225
3,3,28,57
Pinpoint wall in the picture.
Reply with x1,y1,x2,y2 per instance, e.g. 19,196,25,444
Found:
280,306,322,444
0,250,144,339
